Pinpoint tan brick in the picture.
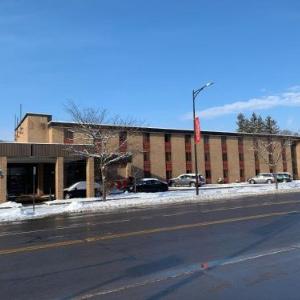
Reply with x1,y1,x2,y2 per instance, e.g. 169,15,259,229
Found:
86,157,95,198
150,133,165,179
286,144,293,174
55,157,64,200
49,127,64,144
296,143,300,178
227,138,240,182
196,136,205,176
128,133,144,178
243,137,256,180
209,137,223,183
171,134,186,177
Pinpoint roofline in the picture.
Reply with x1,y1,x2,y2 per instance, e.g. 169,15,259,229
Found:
49,121,300,139
15,113,52,131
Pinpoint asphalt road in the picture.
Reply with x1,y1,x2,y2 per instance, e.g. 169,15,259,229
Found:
1,192,300,299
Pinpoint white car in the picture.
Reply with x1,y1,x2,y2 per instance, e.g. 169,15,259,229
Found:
248,173,275,184
64,181,102,199
168,174,206,187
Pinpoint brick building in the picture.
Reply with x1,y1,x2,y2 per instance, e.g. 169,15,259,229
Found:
0,112,299,203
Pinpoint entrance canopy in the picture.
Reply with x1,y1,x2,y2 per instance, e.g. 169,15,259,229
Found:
0,142,94,203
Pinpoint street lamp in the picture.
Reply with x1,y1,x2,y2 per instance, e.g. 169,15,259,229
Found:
193,82,214,195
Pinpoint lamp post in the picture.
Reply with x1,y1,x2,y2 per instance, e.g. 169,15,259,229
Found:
193,82,214,195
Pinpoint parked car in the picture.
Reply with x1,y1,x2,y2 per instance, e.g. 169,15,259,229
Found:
64,181,102,199
248,173,275,184
168,174,206,187
274,172,293,183
127,178,168,193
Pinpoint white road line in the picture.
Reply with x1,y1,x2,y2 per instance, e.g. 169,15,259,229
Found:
0,219,130,237
75,243,300,299
1,199,300,237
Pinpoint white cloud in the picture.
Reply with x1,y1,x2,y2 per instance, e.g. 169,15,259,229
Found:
182,88,300,120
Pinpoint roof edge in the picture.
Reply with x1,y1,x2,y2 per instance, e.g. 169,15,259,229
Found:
48,121,300,139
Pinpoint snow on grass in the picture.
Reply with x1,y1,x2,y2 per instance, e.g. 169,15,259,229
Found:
1,181,300,223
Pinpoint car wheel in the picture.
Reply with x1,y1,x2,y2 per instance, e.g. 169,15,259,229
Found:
267,179,272,184
65,193,71,199
95,190,101,197
249,179,255,184
190,182,195,187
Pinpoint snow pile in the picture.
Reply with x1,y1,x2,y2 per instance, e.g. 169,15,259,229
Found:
0,201,22,209
1,181,300,223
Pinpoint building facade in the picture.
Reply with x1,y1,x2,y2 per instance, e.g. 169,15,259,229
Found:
0,112,299,203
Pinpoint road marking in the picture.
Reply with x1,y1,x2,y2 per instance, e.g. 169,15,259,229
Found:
0,219,130,237
163,210,195,217
1,199,300,238
0,210,299,256
75,242,300,299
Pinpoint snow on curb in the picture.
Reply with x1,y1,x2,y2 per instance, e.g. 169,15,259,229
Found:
1,181,300,223
0,201,22,210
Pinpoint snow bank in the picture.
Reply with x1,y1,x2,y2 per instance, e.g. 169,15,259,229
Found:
1,181,300,223
0,201,22,209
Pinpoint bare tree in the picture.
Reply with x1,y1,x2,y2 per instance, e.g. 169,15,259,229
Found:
128,165,144,193
252,136,292,189
65,101,142,200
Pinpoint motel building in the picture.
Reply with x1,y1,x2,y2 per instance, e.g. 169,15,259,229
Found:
0,112,299,203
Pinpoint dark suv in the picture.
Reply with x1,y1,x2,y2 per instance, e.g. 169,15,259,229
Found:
274,172,293,183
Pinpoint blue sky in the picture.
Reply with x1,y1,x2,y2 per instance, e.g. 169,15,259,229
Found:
1,0,300,140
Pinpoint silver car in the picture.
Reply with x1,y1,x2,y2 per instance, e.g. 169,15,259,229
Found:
248,173,275,184
168,174,206,187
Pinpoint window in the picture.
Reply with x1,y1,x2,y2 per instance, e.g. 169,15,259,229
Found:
166,170,172,180
204,136,209,145
185,152,192,162
222,153,228,161
144,171,151,178
165,134,171,143
240,169,244,178
185,135,191,144
143,152,150,162
143,133,150,143
256,169,260,175
223,170,228,178
205,153,210,162
282,152,286,161
239,153,244,161
205,170,211,179
221,136,227,145
119,131,127,142
64,129,74,144
119,131,127,151
165,152,172,162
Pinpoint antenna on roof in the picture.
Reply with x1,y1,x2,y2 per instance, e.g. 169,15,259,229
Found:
20,104,23,121
14,114,17,129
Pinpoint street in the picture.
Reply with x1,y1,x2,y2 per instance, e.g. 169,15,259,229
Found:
1,192,300,299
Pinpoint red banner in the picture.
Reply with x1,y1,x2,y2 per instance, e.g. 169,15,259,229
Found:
195,117,201,144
